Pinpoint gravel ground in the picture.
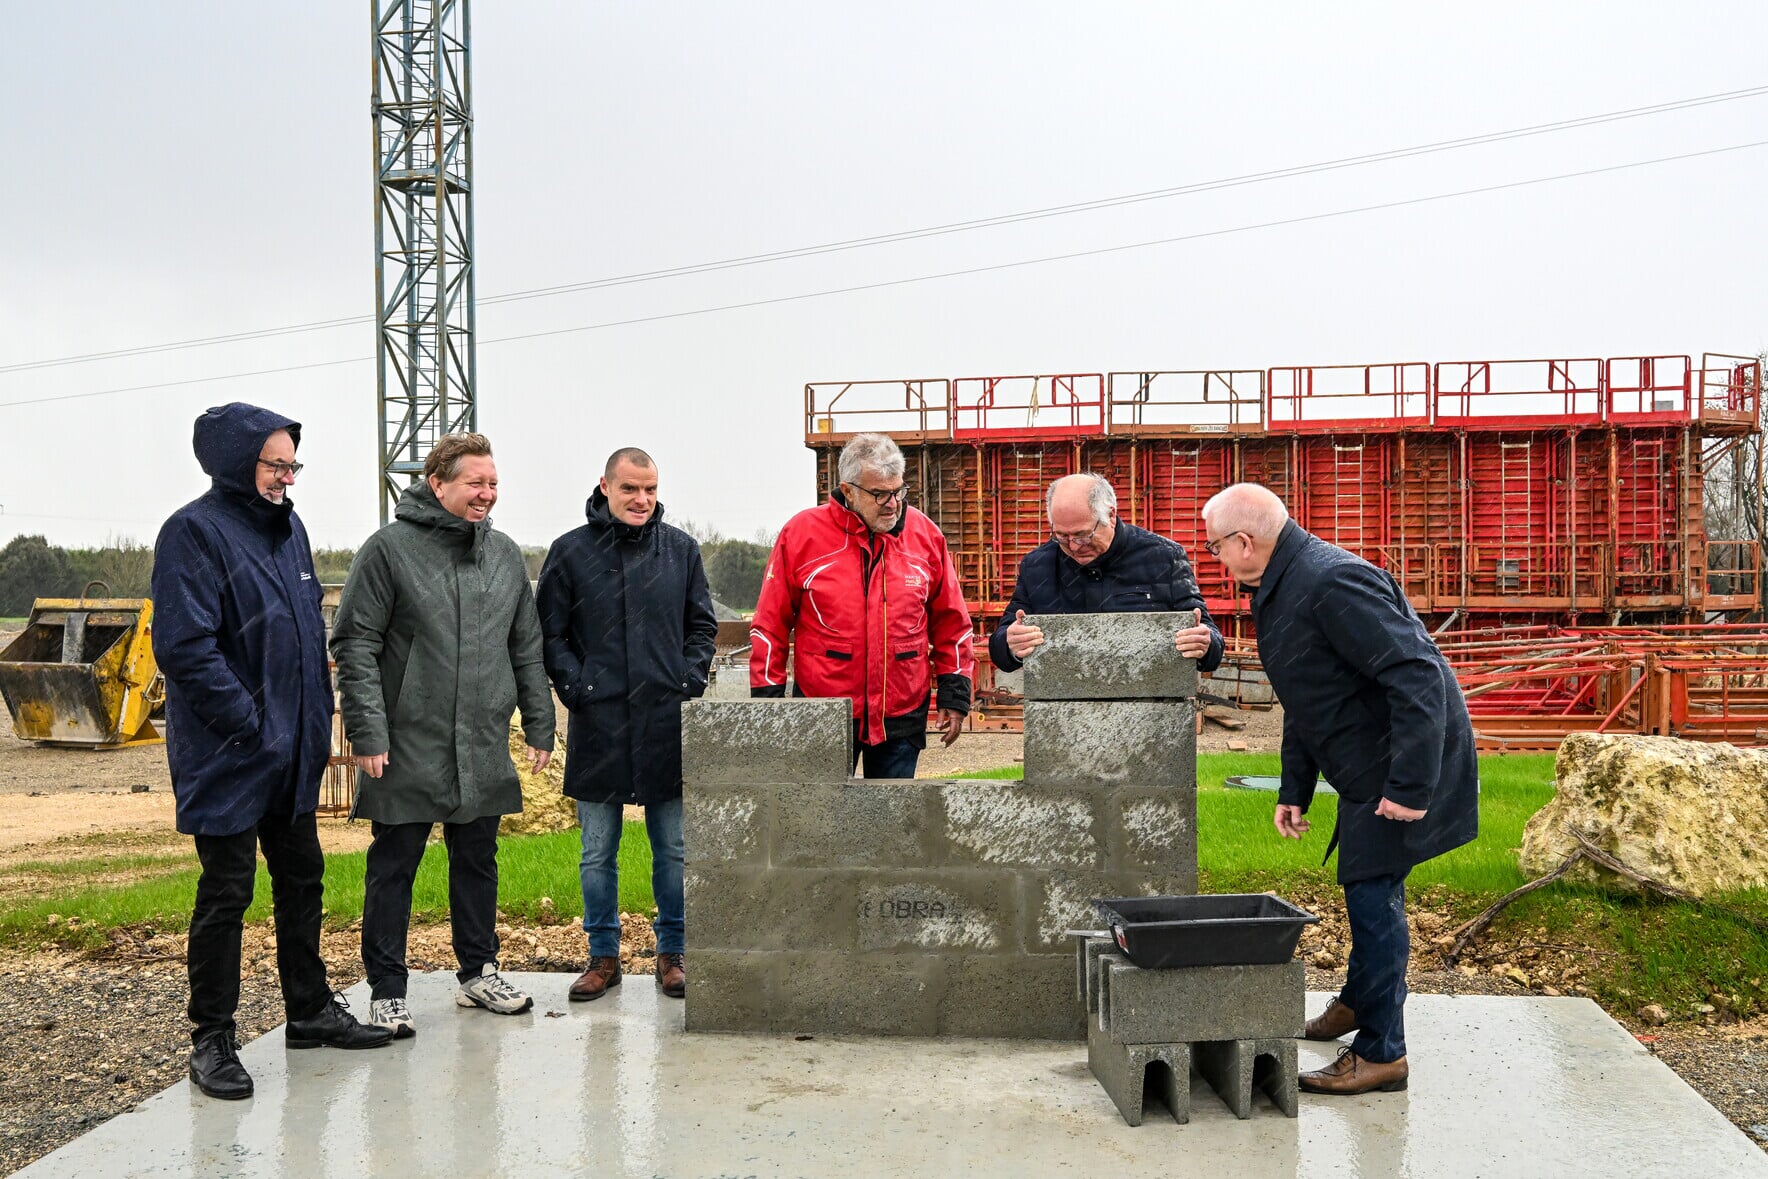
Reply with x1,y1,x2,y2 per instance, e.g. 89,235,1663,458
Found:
3,909,1764,1175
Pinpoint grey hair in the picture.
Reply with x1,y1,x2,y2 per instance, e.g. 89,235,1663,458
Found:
1201,482,1289,540
1046,472,1117,525
838,432,905,485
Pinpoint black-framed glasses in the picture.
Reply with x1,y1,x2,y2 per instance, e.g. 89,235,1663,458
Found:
849,482,910,506
257,459,304,479
1203,530,1246,557
1052,521,1104,548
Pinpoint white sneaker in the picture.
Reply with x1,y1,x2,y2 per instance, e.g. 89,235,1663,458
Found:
455,965,533,1015
368,997,416,1039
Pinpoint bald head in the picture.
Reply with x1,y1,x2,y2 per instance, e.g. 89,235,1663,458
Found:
1202,483,1288,540
1047,473,1114,525
1046,473,1118,565
1200,483,1290,587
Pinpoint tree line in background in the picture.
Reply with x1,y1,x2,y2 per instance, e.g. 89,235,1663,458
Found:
0,526,776,618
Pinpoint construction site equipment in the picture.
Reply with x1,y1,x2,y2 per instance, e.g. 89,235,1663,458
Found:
0,585,164,749
1440,622,1768,749
806,352,1764,735
373,0,478,524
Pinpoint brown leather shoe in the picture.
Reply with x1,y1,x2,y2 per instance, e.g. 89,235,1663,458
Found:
1303,997,1360,1041
568,956,622,1002
656,953,685,999
1299,1048,1408,1095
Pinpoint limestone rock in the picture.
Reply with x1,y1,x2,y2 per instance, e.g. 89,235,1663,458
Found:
1518,733,1768,897
499,718,577,836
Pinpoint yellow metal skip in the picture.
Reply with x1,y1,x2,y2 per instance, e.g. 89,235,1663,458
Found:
0,596,166,749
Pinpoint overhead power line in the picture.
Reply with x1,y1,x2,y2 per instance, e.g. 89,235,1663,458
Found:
1,83,1764,376
0,137,1763,413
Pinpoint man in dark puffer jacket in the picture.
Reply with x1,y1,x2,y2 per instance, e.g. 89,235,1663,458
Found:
990,473,1224,673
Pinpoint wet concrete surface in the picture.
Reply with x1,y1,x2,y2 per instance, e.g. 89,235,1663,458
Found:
16,975,1768,1177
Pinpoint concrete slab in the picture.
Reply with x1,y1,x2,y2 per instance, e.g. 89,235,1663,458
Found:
19,979,1768,1178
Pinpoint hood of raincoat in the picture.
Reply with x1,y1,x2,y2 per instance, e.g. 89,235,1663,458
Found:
193,402,302,502
395,479,491,548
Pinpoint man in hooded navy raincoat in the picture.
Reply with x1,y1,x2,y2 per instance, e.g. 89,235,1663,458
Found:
153,403,390,1101
1200,482,1478,1097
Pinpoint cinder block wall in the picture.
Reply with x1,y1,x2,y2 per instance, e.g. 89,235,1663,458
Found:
683,612,1198,1040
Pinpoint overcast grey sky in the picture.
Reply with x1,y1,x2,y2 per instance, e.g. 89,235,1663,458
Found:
2,2,1764,552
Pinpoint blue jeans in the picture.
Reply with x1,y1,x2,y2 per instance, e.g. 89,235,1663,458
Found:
1341,872,1410,1063
576,798,683,957
855,736,921,779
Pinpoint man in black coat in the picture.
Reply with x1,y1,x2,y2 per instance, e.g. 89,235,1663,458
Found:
153,403,390,1100
537,448,718,1003
990,473,1224,671
1201,482,1478,1096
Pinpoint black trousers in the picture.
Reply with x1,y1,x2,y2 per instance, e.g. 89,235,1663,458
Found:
188,811,332,1043
361,815,502,1001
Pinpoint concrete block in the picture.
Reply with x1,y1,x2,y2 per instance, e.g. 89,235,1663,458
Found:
940,781,1101,869
681,698,851,785
1023,701,1196,790
684,867,858,952
1076,935,1125,1014
1086,1018,1191,1126
1022,611,1199,701
1101,959,1304,1044
855,874,1016,952
681,785,768,865
770,952,946,1037
683,950,774,1033
1108,788,1198,876
941,953,1085,1040
1024,872,1198,954
1194,1038,1299,1119
773,780,937,867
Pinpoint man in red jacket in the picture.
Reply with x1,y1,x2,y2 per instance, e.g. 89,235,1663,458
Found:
751,433,975,777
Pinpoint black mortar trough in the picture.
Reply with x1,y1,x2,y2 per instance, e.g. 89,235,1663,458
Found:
1092,893,1319,969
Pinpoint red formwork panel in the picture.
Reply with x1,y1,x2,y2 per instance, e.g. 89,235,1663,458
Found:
1607,356,1692,427
988,442,1076,603
1390,433,1459,608
1238,436,1299,503
953,374,1104,441
909,442,992,608
1135,438,1236,603
1299,436,1388,562
1452,432,1607,609
1268,363,1431,433
1434,358,1604,430
1609,428,1688,606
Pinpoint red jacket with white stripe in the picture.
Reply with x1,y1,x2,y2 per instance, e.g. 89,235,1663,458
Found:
750,493,974,746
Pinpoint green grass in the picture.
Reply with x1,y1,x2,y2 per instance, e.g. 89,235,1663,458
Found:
0,821,658,950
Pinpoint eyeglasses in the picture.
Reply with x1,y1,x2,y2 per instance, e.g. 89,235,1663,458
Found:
1052,522,1104,548
1203,530,1246,557
849,483,909,506
257,460,304,479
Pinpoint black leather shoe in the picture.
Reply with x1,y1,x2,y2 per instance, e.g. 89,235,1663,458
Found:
190,1030,253,1100
285,995,395,1050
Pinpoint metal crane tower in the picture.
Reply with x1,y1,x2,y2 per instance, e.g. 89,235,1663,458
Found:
372,0,476,524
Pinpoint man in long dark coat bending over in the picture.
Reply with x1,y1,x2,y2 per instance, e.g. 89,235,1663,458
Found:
1200,482,1478,1096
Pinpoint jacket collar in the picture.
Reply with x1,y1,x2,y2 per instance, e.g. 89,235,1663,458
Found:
395,482,488,550
585,487,663,543
1251,519,1308,610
